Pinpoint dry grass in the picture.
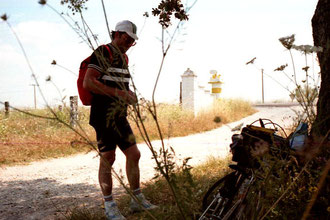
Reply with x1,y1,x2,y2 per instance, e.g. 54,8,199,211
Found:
117,156,233,220
0,99,255,166
0,108,93,165
64,156,233,220
130,99,256,142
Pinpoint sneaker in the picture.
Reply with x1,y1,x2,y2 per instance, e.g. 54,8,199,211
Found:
104,201,126,220
130,193,158,213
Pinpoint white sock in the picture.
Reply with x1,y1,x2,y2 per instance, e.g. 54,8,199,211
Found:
104,194,113,200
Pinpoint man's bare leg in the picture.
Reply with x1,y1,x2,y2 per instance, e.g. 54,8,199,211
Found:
99,150,116,201
123,144,157,212
123,144,141,192
99,150,126,219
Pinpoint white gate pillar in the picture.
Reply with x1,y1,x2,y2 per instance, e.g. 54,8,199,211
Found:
181,68,197,112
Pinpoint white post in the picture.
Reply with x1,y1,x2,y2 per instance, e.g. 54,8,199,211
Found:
181,68,197,112
208,70,223,100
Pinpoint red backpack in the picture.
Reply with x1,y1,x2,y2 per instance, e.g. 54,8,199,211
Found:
77,45,112,105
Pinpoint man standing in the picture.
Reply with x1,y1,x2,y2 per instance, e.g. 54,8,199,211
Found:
83,20,157,220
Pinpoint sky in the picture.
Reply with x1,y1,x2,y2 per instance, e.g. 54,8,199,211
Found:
0,0,320,108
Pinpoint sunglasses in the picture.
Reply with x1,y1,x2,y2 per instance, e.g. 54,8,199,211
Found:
123,34,136,46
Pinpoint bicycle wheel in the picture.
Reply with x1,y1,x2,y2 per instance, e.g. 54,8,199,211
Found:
201,171,244,219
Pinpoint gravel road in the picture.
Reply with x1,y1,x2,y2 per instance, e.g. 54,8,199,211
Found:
0,106,300,220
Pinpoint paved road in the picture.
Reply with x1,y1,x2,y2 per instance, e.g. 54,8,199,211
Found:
0,106,300,220
136,105,300,171
252,102,301,107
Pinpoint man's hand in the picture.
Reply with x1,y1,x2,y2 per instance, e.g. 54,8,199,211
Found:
127,90,138,105
117,89,137,105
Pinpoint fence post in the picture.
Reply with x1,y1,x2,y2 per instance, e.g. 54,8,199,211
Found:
179,81,182,106
70,96,78,127
4,101,9,117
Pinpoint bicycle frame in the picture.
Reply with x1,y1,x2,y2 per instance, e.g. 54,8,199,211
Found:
200,118,288,220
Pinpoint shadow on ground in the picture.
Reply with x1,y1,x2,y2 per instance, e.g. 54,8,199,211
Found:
0,178,125,220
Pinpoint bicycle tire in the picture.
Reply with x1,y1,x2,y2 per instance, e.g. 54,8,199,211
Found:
201,171,244,219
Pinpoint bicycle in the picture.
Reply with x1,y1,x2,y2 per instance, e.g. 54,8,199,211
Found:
199,119,289,220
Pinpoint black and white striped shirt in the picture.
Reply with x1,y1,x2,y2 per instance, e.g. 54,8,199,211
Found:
88,43,130,91
88,44,131,125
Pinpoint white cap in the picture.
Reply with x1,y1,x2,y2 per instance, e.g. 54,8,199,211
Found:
115,20,138,40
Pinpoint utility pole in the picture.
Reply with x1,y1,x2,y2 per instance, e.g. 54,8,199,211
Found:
30,84,37,109
261,68,264,104
245,57,264,103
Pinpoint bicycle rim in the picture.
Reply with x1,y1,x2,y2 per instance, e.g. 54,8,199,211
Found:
201,172,244,219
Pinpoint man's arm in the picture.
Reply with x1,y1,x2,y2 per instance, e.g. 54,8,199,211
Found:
83,68,137,104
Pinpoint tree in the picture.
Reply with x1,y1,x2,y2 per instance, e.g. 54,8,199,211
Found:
311,0,330,136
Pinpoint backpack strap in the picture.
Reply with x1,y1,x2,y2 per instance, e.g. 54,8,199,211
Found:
103,44,128,64
124,54,128,65
103,44,113,63
107,43,129,65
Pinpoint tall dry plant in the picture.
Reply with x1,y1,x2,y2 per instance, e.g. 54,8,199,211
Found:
246,34,322,129
275,34,322,128
244,35,328,219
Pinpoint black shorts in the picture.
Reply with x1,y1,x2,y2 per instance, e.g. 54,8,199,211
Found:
92,117,136,152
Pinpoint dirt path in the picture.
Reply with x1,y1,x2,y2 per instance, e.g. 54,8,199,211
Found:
0,106,299,220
